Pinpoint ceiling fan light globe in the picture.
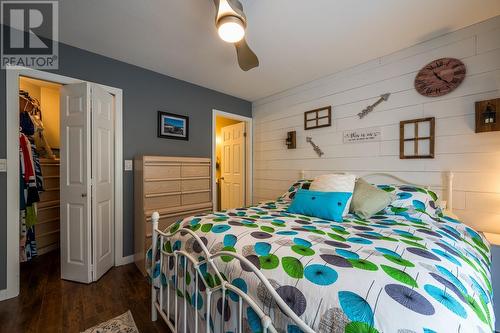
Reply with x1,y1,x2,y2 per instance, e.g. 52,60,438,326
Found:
217,16,245,43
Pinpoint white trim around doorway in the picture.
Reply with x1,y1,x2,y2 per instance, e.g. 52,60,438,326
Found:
1,66,125,301
211,109,253,211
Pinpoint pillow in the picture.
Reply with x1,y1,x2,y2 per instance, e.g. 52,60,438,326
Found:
309,174,356,216
377,184,442,217
350,179,394,218
278,179,312,201
287,189,352,222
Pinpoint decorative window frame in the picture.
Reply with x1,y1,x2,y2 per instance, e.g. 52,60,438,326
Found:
400,117,435,159
304,106,331,130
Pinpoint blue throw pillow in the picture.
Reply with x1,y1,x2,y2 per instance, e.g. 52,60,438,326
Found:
287,189,352,222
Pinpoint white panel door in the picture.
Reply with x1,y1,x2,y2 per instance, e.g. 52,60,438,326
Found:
221,122,245,210
91,84,114,281
60,83,92,283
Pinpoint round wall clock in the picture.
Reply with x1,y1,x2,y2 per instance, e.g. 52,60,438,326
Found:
414,58,466,97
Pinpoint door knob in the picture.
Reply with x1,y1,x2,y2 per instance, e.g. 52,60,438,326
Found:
220,177,224,181
81,193,87,197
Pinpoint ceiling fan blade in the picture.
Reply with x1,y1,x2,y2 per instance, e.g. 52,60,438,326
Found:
215,0,245,23
235,38,259,71
227,0,244,17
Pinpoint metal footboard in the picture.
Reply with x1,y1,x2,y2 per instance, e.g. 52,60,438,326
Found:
150,212,315,333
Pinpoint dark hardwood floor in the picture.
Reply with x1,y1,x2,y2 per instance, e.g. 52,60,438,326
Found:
0,251,170,333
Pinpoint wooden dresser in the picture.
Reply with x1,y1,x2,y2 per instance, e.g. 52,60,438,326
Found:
134,156,213,275
37,158,60,255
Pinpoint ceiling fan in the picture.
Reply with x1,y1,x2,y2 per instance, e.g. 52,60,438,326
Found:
213,0,259,71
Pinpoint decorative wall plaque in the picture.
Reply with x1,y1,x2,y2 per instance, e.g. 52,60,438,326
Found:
343,127,381,143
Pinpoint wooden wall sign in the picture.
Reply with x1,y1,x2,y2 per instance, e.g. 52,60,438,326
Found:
304,106,331,130
400,117,435,159
343,127,381,143
475,98,500,133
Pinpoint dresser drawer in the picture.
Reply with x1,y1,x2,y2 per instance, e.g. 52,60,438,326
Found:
38,205,59,220
37,231,59,249
144,180,181,195
39,188,59,202
182,191,211,206
145,214,183,237
182,178,210,192
144,194,181,210
135,156,212,276
144,164,181,180
181,164,210,178
40,164,59,177
43,177,59,189
37,219,60,236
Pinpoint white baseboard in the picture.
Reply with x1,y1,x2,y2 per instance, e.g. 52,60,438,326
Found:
0,286,19,302
116,254,134,266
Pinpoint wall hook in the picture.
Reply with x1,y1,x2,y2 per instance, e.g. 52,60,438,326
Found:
306,137,324,157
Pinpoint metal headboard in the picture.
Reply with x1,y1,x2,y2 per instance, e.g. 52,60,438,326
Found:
151,212,316,333
299,170,454,213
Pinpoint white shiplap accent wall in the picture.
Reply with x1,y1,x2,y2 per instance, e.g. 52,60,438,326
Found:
252,16,500,234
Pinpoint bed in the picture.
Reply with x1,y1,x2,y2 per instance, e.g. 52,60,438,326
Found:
147,173,494,333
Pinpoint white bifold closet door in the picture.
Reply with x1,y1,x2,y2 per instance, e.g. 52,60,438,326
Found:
60,82,114,284
221,122,245,210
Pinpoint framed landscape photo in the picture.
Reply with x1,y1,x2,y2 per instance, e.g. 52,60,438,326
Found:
157,111,189,140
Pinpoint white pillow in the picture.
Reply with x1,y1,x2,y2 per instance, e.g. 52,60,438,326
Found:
309,174,356,216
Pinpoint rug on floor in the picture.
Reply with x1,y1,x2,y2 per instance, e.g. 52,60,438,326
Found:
82,310,139,333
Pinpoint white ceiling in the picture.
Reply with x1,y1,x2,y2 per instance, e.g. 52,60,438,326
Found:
58,0,500,101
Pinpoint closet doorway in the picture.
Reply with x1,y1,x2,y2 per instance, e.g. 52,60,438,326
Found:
2,68,124,301
212,110,253,211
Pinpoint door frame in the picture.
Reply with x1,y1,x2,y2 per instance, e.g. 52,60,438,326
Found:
1,66,125,301
211,109,253,210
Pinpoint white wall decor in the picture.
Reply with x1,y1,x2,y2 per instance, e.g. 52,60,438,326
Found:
253,15,500,234
343,127,381,143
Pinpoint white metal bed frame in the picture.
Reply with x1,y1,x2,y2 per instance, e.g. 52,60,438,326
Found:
150,171,455,332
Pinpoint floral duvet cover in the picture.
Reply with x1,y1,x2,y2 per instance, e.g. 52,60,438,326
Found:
148,200,494,333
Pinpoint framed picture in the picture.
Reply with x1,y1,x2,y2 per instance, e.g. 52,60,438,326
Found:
400,117,435,159
304,106,331,130
157,111,189,140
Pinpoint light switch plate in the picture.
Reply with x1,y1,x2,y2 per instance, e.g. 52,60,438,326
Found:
0,159,6,172
124,160,133,171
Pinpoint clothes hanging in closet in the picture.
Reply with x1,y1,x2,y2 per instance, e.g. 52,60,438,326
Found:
31,113,55,159
19,105,45,262
20,132,40,205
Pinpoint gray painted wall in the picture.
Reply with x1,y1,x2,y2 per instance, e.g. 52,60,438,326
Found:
0,41,252,290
